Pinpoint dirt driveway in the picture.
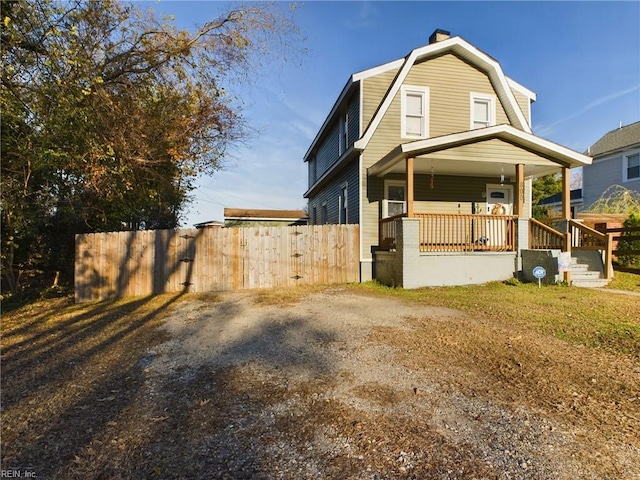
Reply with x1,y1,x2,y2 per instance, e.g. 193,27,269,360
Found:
139,288,639,479
2,287,639,479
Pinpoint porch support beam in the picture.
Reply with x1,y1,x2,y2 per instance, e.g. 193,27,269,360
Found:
561,166,572,284
515,163,524,217
406,156,415,217
561,167,571,220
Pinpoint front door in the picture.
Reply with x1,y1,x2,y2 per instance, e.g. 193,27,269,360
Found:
485,185,513,248
486,185,513,215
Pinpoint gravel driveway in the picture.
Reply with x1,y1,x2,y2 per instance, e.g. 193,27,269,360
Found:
134,287,636,479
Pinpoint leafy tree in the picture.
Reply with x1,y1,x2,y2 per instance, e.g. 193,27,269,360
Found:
531,174,561,219
1,0,301,297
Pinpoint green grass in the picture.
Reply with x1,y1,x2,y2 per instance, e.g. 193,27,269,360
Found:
607,270,640,292
348,279,640,357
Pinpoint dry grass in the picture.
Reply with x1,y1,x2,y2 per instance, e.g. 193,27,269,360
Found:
2,279,639,479
349,278,640,356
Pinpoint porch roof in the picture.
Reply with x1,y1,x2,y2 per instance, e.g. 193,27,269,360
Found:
368,124,592,178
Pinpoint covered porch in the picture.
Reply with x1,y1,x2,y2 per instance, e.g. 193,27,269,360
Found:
370,125,604,287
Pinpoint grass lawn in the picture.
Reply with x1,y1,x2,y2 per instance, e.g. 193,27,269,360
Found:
348,272,640,357
1,273,638,479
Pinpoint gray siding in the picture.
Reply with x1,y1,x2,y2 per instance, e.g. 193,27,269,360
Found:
310,91,361,182
583,153,640,208
346,94,359,146
308,158,360,225
315,122,340,178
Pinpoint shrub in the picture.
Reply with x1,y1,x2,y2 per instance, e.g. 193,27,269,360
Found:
617,213,640,268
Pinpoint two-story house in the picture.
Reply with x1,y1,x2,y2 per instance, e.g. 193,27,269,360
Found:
304,30,602,287
583,121,640,209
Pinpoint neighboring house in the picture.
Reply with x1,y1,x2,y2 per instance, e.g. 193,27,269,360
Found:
582,121,640,209
304,29,600,287
537,188,584,218
223,208,308,227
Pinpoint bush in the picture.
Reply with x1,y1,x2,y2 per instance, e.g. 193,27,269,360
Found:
617,213,640,268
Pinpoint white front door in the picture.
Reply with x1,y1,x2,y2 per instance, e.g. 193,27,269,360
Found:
485,185,513,247
486,184,513,215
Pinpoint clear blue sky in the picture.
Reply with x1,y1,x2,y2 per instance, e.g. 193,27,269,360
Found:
149,1,640,227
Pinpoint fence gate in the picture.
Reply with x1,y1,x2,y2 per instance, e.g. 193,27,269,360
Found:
75,225,360,302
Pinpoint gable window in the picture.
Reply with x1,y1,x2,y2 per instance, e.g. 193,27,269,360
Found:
624,152,640,182
401,85,429,139
470,93,496,130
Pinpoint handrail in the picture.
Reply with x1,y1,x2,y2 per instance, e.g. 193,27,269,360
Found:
568,219,607,249
379,214,405,251
569,219,613,278
529,218,565,250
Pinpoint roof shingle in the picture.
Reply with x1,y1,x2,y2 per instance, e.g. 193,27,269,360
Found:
588,121,640,157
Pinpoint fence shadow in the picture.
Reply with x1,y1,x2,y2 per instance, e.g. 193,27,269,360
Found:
1,290,347,478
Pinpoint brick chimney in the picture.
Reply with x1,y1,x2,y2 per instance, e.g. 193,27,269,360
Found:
429,29,451,44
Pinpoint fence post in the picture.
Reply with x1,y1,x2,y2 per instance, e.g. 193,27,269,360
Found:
605,232,614,279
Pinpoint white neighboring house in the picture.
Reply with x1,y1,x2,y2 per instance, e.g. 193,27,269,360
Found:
583,121,640,209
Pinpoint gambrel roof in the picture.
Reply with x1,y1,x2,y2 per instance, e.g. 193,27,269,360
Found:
303,35,536,162
354,35,534,150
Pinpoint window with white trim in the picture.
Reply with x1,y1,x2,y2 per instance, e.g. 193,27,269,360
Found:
470,93,496,130
401,85,429,139
383,180,406,218
624,152,640,182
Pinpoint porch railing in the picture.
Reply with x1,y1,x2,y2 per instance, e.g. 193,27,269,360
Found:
414,213,517,252
569,220,608,250
379,214,404,251
529,218,565,249
528,218,613,278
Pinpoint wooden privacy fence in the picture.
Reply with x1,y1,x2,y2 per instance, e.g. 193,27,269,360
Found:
75,225,360,302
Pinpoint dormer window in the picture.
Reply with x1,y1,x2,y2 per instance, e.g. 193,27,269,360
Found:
471,93,496,129
401,85,429,139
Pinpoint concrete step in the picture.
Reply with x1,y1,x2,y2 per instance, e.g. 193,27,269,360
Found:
571,270,603,280
572,278,611,288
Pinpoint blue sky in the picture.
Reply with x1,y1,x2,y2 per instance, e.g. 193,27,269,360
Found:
150,1,640,226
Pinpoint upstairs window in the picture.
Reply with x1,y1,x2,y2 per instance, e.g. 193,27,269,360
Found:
340,112,349,155
471,93,496,129
401,85,429,139
624,152,640,182
339,183,348,224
